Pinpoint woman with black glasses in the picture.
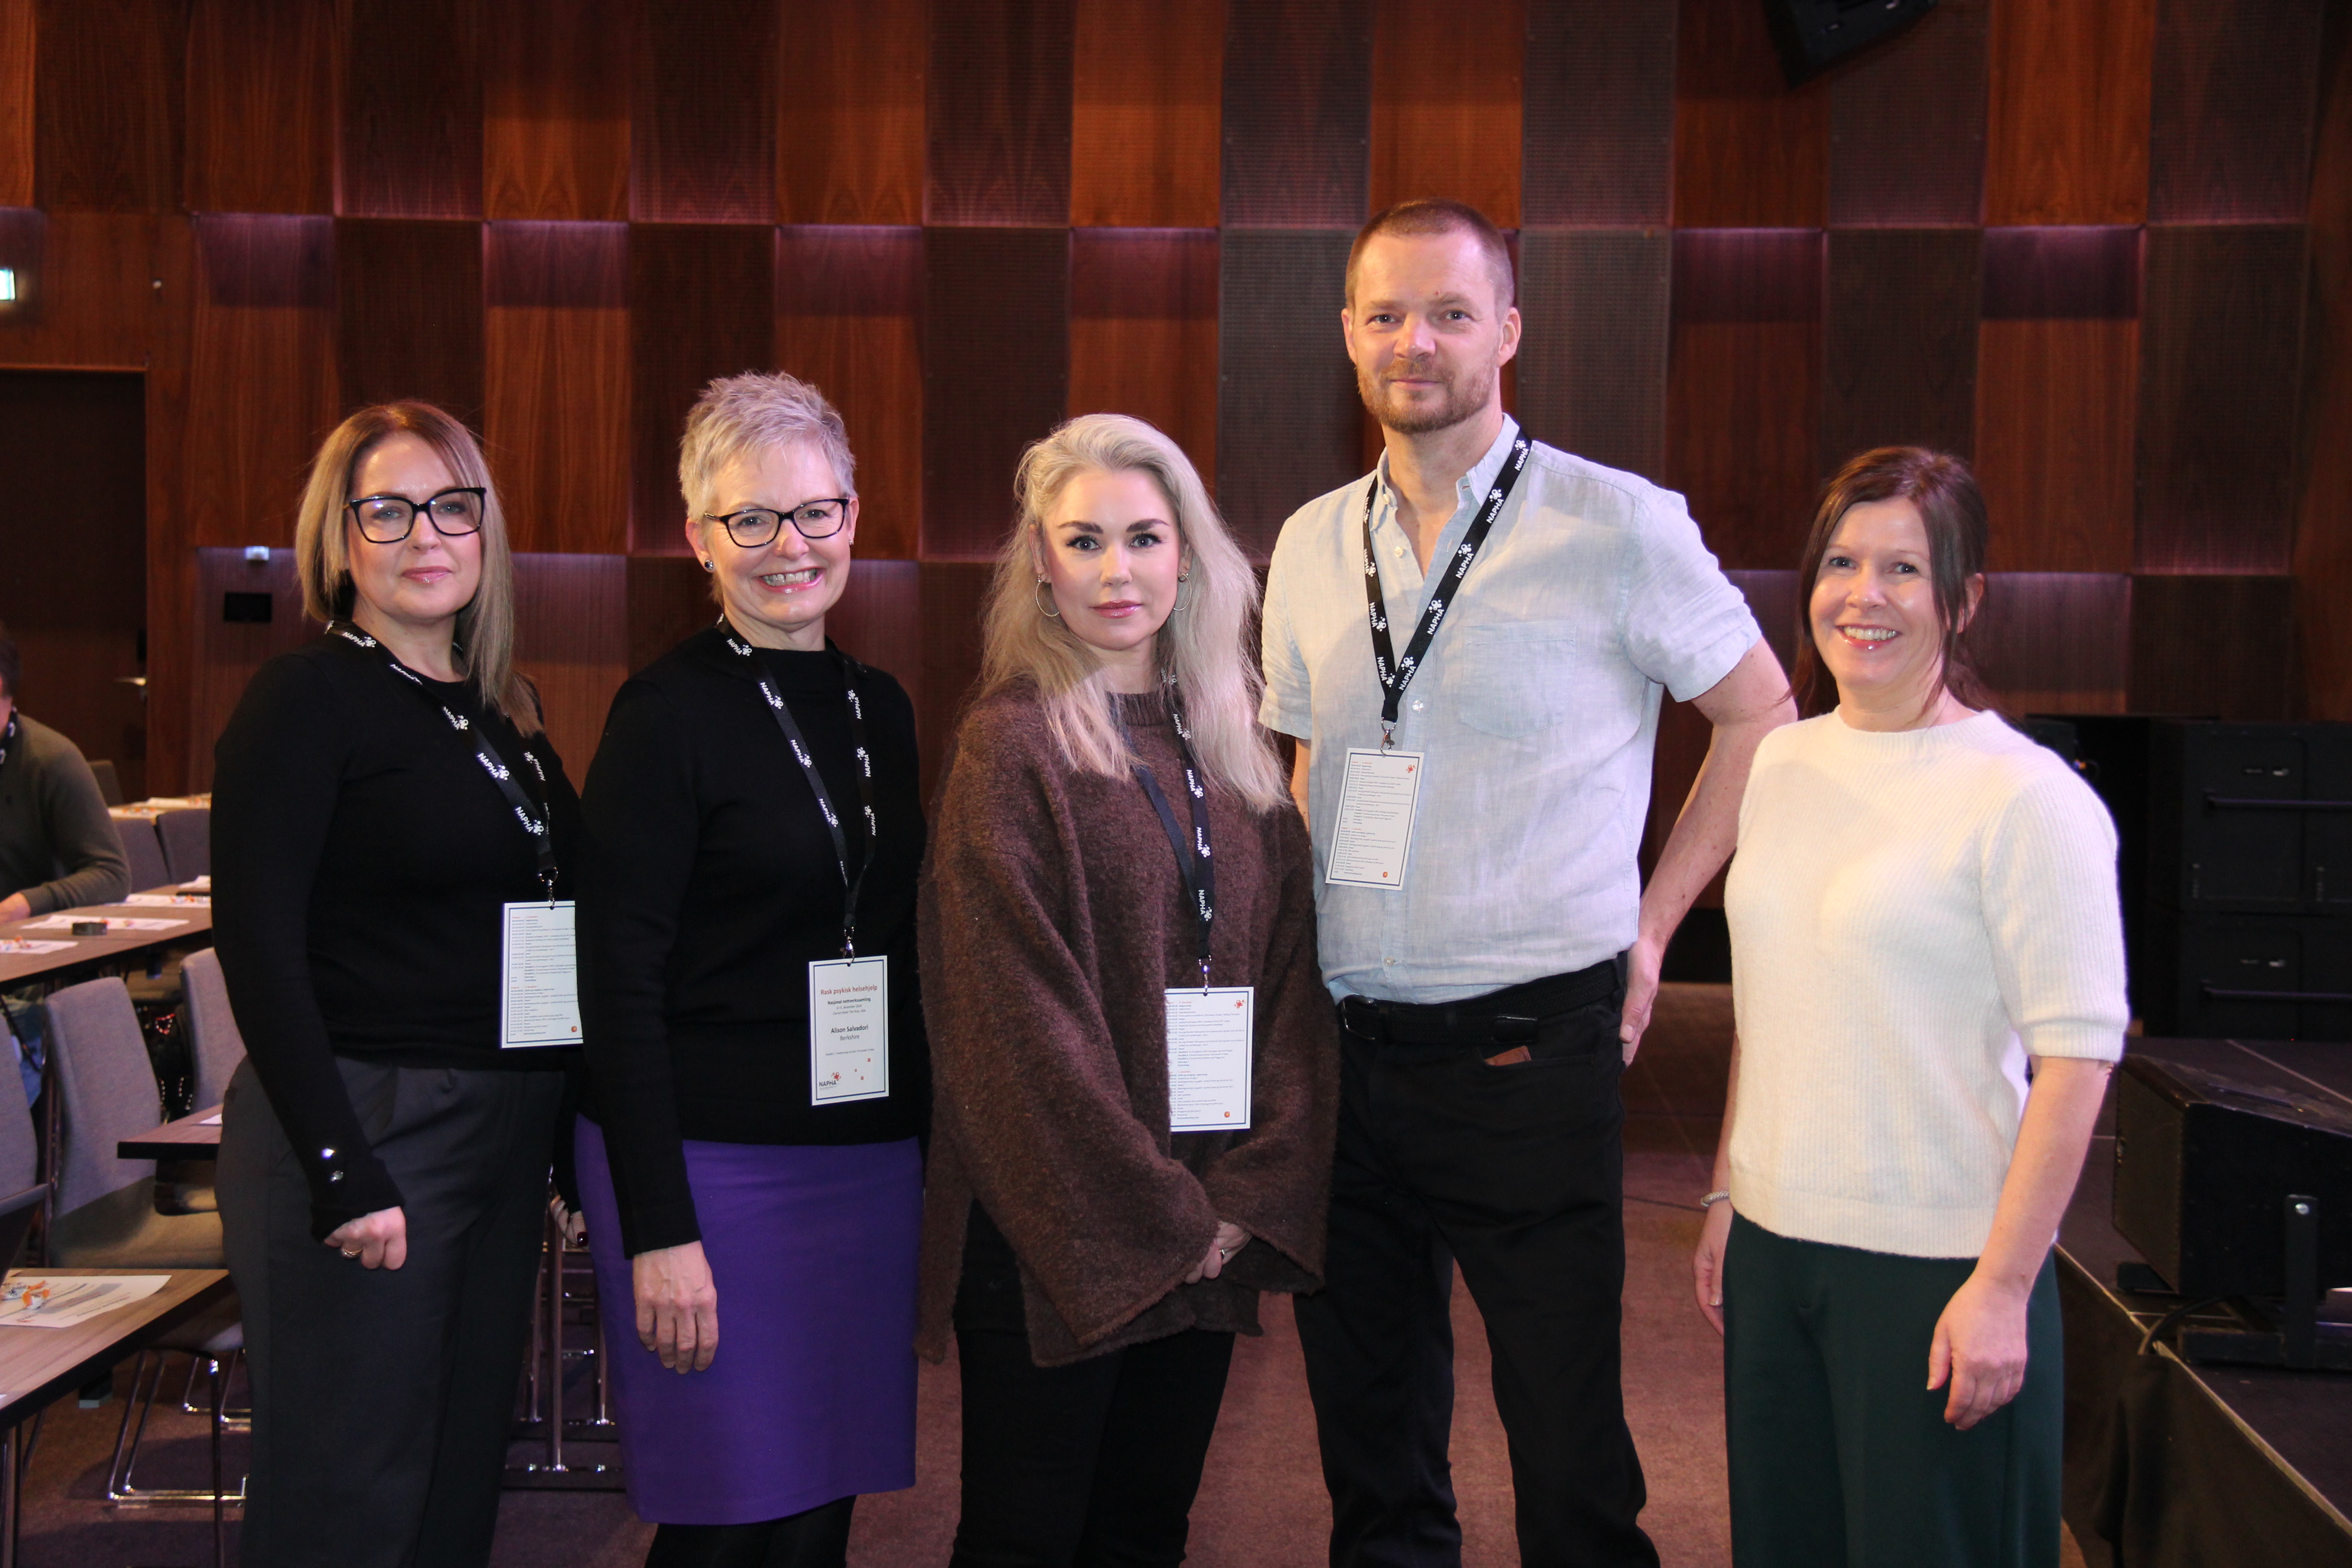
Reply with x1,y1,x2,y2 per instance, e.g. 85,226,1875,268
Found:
572,372,926,1568
213,401,581,1568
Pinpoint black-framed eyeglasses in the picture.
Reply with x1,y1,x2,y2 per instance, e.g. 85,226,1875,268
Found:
701,498,851,548
346,487,487,544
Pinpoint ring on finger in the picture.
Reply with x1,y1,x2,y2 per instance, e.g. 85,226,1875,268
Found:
341,1249,360,1258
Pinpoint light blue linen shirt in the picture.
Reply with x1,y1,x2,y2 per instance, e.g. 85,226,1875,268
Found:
1259,417,1759,1002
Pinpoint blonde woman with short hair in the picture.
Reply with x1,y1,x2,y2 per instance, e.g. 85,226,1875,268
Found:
918,413,1339,1565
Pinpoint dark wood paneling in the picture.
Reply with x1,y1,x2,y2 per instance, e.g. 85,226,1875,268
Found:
628,223,775,551
775,225,923,560
1523,0,1676,227
512,552,628,774
827,559,923,708
334,218,485,426
1984,0,2156,225
926,0,1073,226
1665,229,1822,570
1068,228,1218,488
1671,0,1825,228
33,0,182,213
1071,0,1222,228
2295,12,2352,721
0,211,155,368
921,225,1067,557
2150,0,2324,223
917,561,992,804
776,0,926,225
144,214,194,793
484,221,630,554
1828,0,1987,227
483,0,631,221
184,214,337,549
1516,227,1670,480
630,0,775,223
340,0,482,218
1822,229,1980,474
1369,0,1523,225
625,553,710,676
0,0,30,207
1969,572,2130,714
2129,574,2297,720
1216,227,1357,558
1221,0,1373,227
187,546,309,792
185,0,334,214
2136,224,2307,574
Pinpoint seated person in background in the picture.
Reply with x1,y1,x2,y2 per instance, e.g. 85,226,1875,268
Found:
0,621,130,923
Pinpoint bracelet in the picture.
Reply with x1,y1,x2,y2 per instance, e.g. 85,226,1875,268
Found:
1700,1190,1731,1210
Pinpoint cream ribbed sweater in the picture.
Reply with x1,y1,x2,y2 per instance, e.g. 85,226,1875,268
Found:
1722,709,2127,1259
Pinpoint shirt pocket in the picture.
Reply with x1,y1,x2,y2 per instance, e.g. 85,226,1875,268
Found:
1446,621,1581,739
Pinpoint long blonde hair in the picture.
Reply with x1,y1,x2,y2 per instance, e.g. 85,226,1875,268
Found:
979,414,1285,811
293,401,539,735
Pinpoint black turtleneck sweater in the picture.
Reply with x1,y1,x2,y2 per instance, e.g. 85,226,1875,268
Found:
576,625,928,1258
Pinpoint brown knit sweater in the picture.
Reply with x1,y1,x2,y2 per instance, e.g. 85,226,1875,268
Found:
916,684,1338,1367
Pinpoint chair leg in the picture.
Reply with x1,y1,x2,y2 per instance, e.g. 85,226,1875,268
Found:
104,1351,161,1502
211,1352,226,1568
106,1350,247,1507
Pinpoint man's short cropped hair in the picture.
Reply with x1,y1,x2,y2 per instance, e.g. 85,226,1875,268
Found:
1345,199,1517,312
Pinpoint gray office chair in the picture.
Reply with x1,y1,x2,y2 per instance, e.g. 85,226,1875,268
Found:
0,1011,37,1196
177,950,246,1115
88,760,124,807
116,816,170,894
154,808,210,884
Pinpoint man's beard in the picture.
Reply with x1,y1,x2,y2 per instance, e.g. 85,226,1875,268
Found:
1357,358,1494,435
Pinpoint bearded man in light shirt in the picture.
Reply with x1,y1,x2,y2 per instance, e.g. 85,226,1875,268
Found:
1259,200,1795,1568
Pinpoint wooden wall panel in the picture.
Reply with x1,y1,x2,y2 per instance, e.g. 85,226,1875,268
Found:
1970,572,2130,715
483,0,631,222
927,0,1073,227
184,0,334,214
0,210,155,368
144,214,194,793
184,214,336,548
1671,0,1824,228
1516,227,1670,480
2129,575,2297,720
340,0,482,218
1216,227,1357,557
484,221,629,554
2136,224,2306,574
921,226,1068,557
1068,228,1218,486
775,225,923,560
1221,0,1373,227
624,554,709,676
1523,0,1676,227
186,546,309,792
1369,0,1523,225
34,0,182,213
1665,228,1822,570
1975,225,2138,573
0,0,30,207
826,559,924,705
1828,0,1987,227
776,0,926,225
1822,229,1979,474
1984,0,2156,225
916,561,993,803
511,552,628,774
2294,14,2352,721
1070,0,1222,228
627,223,775,551
334,218,485,426
2149,0,2323,223
630,0,774,223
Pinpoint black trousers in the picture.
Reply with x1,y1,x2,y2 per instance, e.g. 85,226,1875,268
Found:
1294,969,1657,1568
218,1056,563,1568
950,1208,1236,1568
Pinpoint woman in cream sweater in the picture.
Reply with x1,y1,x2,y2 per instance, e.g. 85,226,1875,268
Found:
1692,446,2126,1568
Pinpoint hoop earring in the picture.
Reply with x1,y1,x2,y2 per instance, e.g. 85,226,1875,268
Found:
1034,578,1061,618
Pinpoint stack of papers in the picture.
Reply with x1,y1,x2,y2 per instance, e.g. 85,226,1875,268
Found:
124,893,210,907
0,940,75,956
19,916,189,934
0,1274,168,1328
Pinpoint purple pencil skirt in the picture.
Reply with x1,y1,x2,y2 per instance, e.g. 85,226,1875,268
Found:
573,1117,921,1525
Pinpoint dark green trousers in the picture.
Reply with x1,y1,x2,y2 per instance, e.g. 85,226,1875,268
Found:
1722,1213,2063,1568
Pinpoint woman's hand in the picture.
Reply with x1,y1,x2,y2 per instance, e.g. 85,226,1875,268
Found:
323,1206,408,1270
1927,1269,2032,1429
1692,1199,1732,1335
549,1195,587,1246
1186,1220,1250,1284
632,1240,718,1373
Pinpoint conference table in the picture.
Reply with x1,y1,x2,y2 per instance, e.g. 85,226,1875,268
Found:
0,886,213,989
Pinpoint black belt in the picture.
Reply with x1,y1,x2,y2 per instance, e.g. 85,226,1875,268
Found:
1337,958,1620,1049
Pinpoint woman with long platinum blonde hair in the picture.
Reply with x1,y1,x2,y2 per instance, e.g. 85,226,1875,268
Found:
918,413,1338,1565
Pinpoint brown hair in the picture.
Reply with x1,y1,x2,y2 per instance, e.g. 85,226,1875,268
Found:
1346,198,1516,311
1792,446,1991,720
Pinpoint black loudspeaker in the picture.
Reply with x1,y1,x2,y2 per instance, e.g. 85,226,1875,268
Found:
1762,0,1940,86
2149,721,2352,915
2141,910,2352,1042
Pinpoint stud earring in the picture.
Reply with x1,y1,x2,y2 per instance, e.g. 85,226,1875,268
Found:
1034,578,1062,619
700,559,714,573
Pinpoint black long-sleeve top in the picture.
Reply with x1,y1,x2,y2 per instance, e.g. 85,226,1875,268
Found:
577,626,928,1259
211,633,581,1238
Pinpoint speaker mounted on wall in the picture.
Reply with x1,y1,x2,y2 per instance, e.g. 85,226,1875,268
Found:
1763,0,1940,87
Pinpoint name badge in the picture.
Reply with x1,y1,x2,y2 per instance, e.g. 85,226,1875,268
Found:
1324,747,1424,890
809,956,890,1106
500,901,582,1049
1166,985,1254,1132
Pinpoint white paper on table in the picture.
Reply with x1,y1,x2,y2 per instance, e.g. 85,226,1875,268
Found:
500,901,582,1048
124,893,211,907
1165,985,1254,1132
0,1273,169,1328
0,940,75,956
16,916,189,933
183,876,212,892
1323,747,1425,890
199,1113,222,1126
808,956,890,1105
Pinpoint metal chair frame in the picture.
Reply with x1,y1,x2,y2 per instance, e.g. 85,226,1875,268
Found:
104,1344,246,1507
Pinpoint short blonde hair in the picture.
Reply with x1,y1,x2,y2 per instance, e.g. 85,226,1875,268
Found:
292,401,538,735
676,371,857,519
978,414,1285,812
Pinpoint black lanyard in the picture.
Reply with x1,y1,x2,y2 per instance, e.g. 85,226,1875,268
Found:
1361,434,1531,747
328,622,558,897
719,621,878,959
1125,685,1217,991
